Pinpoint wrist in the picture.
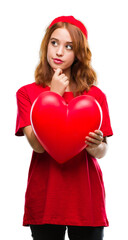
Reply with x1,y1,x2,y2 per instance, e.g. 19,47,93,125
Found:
86,142,108,159
50,87,63,96
31,130,45,153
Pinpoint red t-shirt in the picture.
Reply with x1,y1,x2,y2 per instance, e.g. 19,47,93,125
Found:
15,82,113,227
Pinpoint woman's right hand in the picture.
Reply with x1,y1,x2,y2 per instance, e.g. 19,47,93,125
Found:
50,68,69,96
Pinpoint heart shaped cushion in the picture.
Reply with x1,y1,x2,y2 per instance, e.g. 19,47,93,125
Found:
30,91,102,163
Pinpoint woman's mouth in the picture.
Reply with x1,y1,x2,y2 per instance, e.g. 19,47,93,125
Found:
53,58,64,64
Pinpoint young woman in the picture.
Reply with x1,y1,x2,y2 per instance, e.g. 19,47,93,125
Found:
15,16,113,240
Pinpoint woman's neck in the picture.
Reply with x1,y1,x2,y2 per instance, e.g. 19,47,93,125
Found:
65,82,77,92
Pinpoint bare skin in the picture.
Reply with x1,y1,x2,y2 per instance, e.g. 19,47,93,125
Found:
23,126,45,153
50,68,69,96
85,130,107,159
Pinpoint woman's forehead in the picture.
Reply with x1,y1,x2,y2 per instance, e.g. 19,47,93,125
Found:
50,28,72,42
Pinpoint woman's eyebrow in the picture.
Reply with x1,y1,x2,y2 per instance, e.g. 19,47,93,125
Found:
50,37,73,44
50,37,58,41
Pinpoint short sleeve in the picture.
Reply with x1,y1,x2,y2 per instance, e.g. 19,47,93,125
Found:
100,94,113,137
15,87,31,136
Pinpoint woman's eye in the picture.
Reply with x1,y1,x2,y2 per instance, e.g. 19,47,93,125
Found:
51,41,58,46
66,45,73,50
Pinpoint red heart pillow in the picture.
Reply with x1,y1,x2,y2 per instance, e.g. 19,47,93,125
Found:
30,92,102,163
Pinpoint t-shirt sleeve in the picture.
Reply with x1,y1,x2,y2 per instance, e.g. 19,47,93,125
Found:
15,87,31,136
100,94,113,137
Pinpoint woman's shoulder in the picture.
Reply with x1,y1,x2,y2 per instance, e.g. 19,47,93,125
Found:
16,82,50,103
16,82,41,93
83,85,106,104
16,82,47,97
89,85,106,96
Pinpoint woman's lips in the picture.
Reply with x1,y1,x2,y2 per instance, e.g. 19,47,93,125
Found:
53,58,64,64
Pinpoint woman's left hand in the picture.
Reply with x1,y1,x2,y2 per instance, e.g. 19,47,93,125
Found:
85,130,104,149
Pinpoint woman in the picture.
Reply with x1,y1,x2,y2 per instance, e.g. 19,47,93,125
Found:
15,16,113,240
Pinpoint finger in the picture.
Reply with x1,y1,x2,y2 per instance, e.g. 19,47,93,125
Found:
94,130,103,136
88,132,103,141
85,141,97,148
59,73,66,79
62,79,69,87
64,80,69,86
55,68,63,76
85,136,101,145
62,76,68,82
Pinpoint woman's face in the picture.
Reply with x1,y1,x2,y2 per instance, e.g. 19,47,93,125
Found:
47,28,75,72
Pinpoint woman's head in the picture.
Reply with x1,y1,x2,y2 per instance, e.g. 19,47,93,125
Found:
35,16,97,93
47,27,75,75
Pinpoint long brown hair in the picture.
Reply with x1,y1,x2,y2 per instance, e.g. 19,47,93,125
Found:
35,22,97,94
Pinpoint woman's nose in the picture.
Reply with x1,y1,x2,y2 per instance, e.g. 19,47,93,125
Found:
56,45,64,56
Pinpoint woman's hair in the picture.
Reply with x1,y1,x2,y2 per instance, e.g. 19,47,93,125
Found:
35,22,97,94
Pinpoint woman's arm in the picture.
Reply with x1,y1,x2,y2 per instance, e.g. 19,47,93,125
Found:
85,130,108,159
23,125,45,153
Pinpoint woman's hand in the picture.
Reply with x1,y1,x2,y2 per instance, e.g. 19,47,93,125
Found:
50,68,69,96
85,130,108,159
85,130,104,148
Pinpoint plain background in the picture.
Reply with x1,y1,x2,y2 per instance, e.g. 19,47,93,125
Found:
0,0,128,239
